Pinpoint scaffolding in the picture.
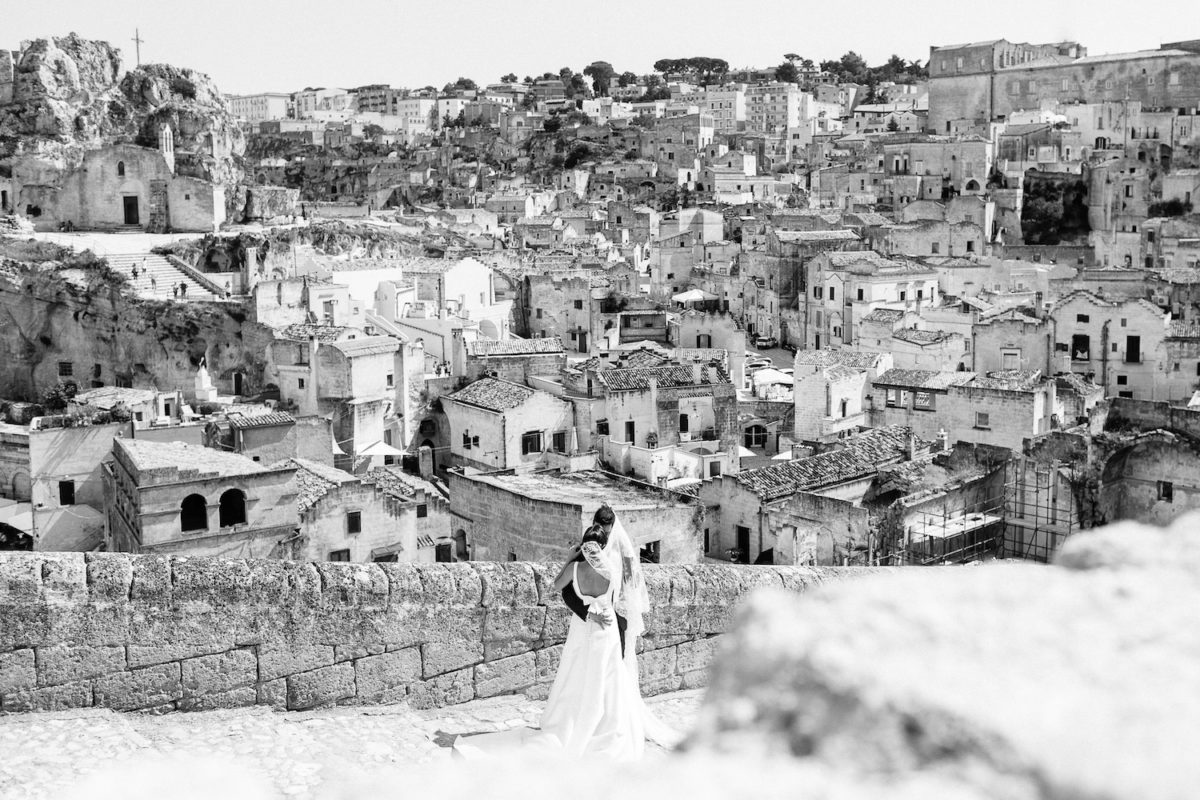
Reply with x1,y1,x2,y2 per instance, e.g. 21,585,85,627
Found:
1001,456,1077,563
898,488,1007,565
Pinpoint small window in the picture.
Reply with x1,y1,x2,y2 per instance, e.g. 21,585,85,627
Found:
386,373,394,388
346,511,362,534
552,430,567,452
1158,481,1174,503
298,377,306,389
462,432,472,450
329,549,351,562
596,419,609,435
856,288,864,301
931,242,940,254
1120,318,1127,327
416,503,428,518
1076,314,1090,323
1117,375,1128,385
521,430,543,455
57,361,74,378
899,291,907,301
914,392,933,410
58,480,76,505
117,161,125,177
828,287,835,301
573,299,583,309
975,412,990,429
966,241,975,253
536,308,543,318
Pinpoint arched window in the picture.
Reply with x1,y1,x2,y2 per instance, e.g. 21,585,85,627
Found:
744,425,768,448
965,179,980,191
219,489,247,527
117,161,125,177
180,494,208,532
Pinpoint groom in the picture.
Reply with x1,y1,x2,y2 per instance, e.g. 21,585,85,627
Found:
561,505,630,656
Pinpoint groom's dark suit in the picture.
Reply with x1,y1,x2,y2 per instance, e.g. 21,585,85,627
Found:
561,577,628,657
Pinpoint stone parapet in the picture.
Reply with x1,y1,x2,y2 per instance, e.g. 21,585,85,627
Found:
0,553,873,714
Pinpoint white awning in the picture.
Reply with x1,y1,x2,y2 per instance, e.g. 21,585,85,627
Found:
359,440,407,457
672,289,717,303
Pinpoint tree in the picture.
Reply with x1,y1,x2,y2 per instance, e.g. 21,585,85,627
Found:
617,71,638,87
501,73,518,83
583,61,615,96
42,381,78,413
363,123,384,140
442,76,477,94
839,51,869,81
784,53,800,62
543,116,562,133
800,58,815,71
886,117,900,132
775,61,800,84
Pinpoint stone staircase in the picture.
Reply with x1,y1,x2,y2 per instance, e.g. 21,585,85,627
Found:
103,252,221,301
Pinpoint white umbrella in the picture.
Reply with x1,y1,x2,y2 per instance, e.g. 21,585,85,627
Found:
752,368,793,386
672,289,716,303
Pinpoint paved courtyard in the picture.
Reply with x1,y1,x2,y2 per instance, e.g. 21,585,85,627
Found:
1,689,704,800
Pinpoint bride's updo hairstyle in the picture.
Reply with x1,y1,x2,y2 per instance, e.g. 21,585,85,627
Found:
593,505,616,527
581,524,609,548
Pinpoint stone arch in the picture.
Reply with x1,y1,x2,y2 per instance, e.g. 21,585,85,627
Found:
454,529,469,560
180,493,208,532
218,488,247,527
965,179,980,191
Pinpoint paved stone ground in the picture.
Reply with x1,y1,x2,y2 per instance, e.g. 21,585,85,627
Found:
1,689,703,800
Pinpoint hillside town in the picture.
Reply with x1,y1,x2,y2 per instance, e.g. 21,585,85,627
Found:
3,31,1200,571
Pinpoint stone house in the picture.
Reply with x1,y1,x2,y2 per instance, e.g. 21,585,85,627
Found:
442,378,576,472
586,363,738,452
12,138,225,233
972,310,1051,374
0,419,130,552
448,469,701,563
882,220,986,259
69,386,182,429
225,412,298,464
804,251,940,351
104,439,297,557
1049,291,1169,401
857,321,968,371
792,349,893,445
696,425,922,565
288,459,449,563
462,337,567,383
871,369,1057,451
522,273,596,351
484,194,536,224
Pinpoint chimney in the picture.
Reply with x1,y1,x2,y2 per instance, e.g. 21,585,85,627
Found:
938,428,950,453
907,430,917,461
692,363,703,384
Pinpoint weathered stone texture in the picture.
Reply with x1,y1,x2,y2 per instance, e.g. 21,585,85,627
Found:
0,554,866,714
93,663,182,711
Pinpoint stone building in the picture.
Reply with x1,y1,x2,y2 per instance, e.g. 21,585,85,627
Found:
870,369,1057,451
448,469,702,563
104,439,297,557
462,337,567,383
1049,291,1169,401
288,459,449,563
971,309,1052,374
442,378,576,472
930,39,1200,136
792,349,892,445
697,425,923,565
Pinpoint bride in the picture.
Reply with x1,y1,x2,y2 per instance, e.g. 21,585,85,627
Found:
453,507,678,761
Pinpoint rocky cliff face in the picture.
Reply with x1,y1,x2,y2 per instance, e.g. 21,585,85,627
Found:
0,34,243,186
0,237,271,402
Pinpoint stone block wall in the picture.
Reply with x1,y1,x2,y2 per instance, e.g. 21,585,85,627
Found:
0,552,868,714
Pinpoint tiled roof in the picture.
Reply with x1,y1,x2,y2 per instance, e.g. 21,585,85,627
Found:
278,324,351,342
794,349,885,370
873,369,976,390
328,337,401,357
577,348,671,372
823,364,862,382
893,329,954,345
967,370,1044,392
466,338,565,356
287,457,358,512
446,377,537,412
734,426,920,501
365,465,430,500
861,308,906,323
73,386,157,410
596,364,731,391
774,229,860,242
228,412,296,430
674,348,728,364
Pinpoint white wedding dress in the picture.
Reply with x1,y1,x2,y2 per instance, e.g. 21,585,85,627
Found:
454,529,678,761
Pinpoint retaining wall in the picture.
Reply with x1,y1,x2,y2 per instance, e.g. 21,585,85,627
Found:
0,553,871,714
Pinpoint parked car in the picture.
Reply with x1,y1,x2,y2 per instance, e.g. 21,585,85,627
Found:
745,359,772,371
754,335,778,349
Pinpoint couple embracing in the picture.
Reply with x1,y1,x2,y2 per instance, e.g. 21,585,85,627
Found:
453,505,679,761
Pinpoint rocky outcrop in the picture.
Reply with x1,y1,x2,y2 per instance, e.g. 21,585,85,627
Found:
0,34,243,187
686,514,1200,800
0,238,272,401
